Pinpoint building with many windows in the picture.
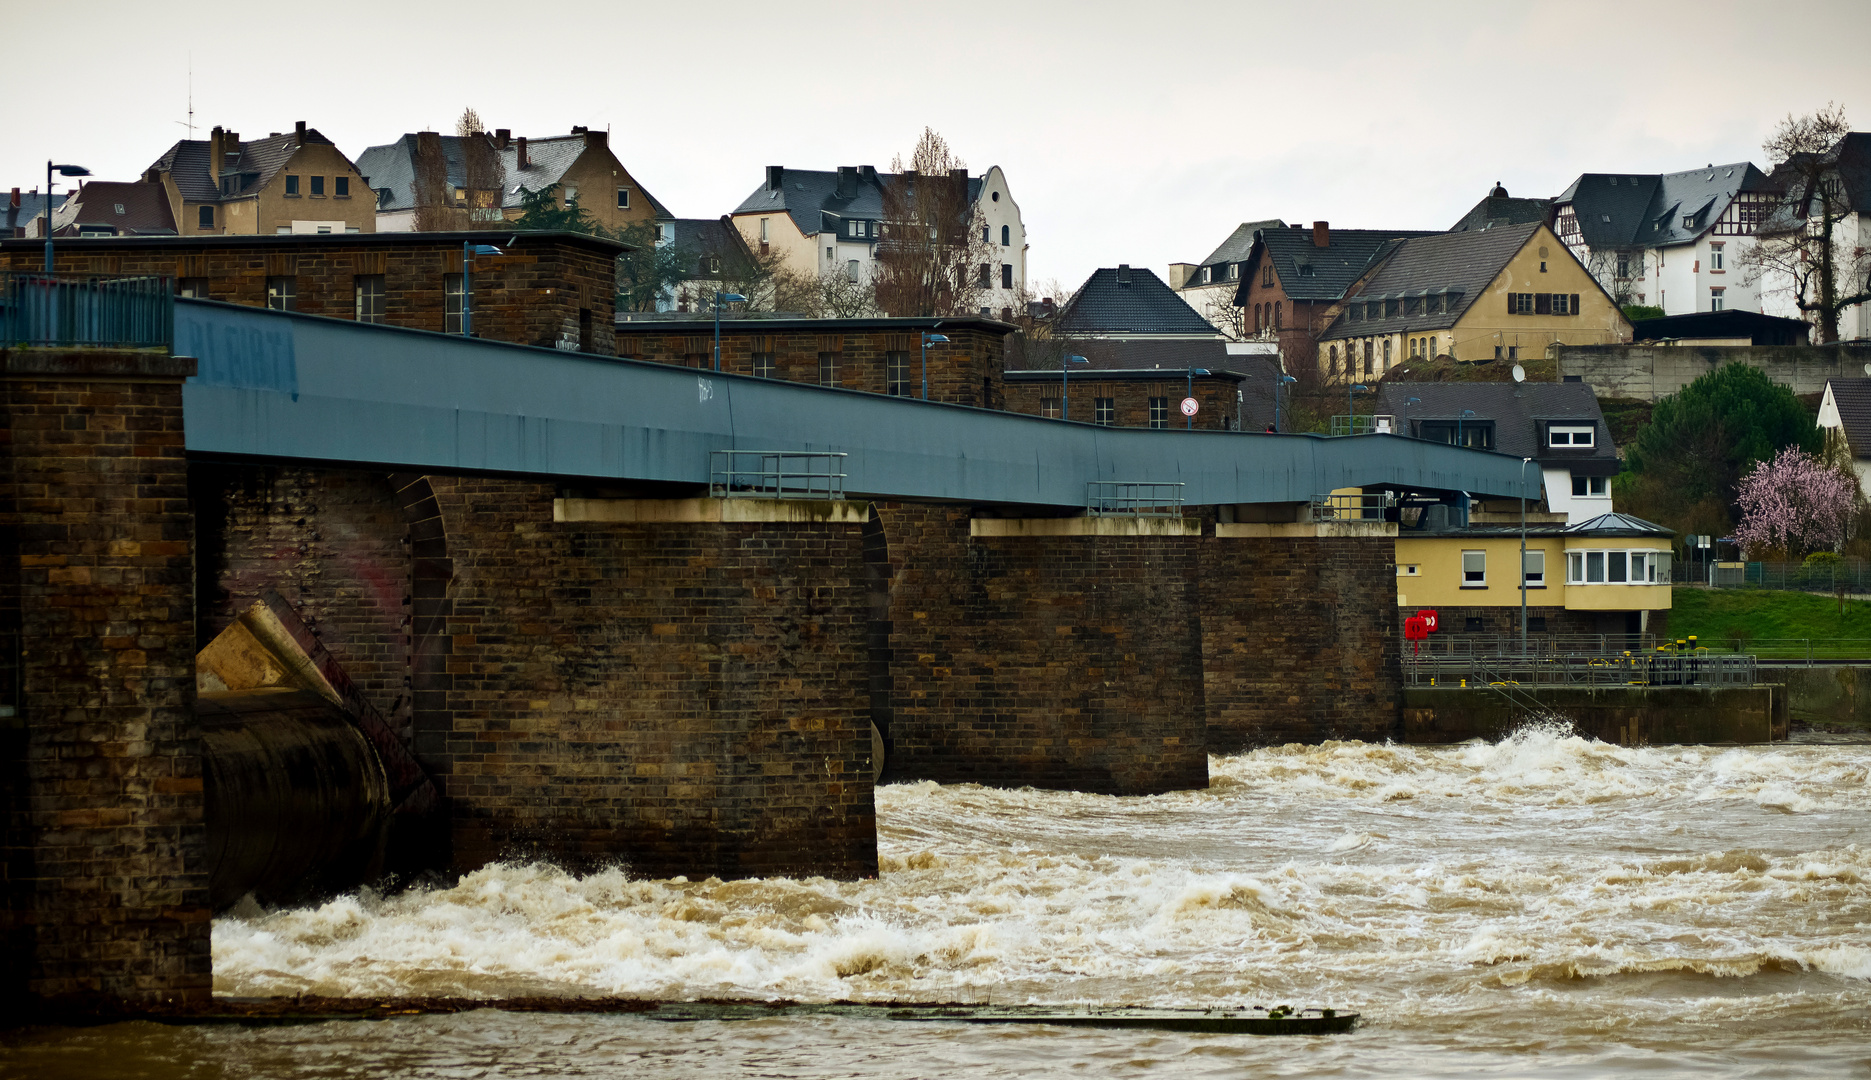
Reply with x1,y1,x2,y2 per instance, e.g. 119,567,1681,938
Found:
1233,221,1432,379
1319,222,1629,380
142,121,375,236
728,164,1026,317
1167,219,1284,336
1551,162,1776,315
356,127,670,236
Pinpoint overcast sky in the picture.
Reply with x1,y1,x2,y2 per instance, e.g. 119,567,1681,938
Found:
6,0,1867,291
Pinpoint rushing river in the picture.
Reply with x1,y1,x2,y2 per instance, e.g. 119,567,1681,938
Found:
5,726,1869,1078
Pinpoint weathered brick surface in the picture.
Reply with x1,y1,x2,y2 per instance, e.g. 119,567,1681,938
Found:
1201,536,1401,751
430,479,875,879
192,465,412,739
1002,375,1243,430
0,350,209,1006
614,321,1008,408
875,503,1208,794
0,234,618,355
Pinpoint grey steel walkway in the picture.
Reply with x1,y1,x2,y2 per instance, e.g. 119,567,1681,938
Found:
177,300,1540,508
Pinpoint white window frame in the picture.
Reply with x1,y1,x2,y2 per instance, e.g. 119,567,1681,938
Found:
1461,550,1486,587
1566,549,1668,585
1709,243,1724,271
1397,564,1420,577
1550,426,1595,447
616,188,630,209
1523,549,1545,587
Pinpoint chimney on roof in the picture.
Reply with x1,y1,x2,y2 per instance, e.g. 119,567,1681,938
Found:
767,165,784,192
295,120,306,140
516,137,529,170
1313,220,1330,248
9,189,17,209
1116,264,1132,285
584,128,606,150
859,165,877,184
836,166,857,199
1289,222,1305,230
494,128,510,148
571,125,587,134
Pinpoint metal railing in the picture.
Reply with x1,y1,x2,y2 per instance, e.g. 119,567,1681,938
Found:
708,451,847,500
1329,414,1382,437
1308,491,1395,522
1404,651,1758,689
1675,637,1871,663
1087,481,1185,517
1677,558,1871,594
1,273,174,349
1407,633,1655,658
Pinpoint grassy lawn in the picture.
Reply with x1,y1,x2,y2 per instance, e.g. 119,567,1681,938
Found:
1670,587,1871,656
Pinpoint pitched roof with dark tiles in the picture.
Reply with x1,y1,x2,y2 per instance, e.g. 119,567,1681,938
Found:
1449,194,1552,233
731,167,987,239
357,132,673,220
50,181,176,235
3,191,60,236
1555,162,1773,248
1056,267,1222,336
1320,222,1541,341
1238,226,1434,304
1196,219,1285,268
149,127,341,202
1374,381,1618,472
1826,377,1871,457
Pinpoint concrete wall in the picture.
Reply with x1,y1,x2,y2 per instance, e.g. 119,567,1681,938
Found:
0,349,209,1007
1403,683,1786,744
1758,665,1871,732
1556,344,1871,402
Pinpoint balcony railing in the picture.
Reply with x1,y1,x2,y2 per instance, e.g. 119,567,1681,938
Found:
1,273,174,349
1308,492,1394,522
708,451,847,500
1087,481,1185,518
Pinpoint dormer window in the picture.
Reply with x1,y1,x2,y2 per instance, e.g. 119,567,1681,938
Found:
1201,266,1212,284
1683,215,1695,229
1550,426,1595,447
1298,263,1315,277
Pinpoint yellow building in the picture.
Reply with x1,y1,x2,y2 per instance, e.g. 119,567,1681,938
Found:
1319,221,1629,382
1395,510,1673,638
144,122,374,236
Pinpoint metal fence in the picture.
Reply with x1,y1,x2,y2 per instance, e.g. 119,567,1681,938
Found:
1675,558,1871,594
1406,633,1655,658
708,451,847,500
1404,651,1758,689
1328,414,1383,437
1,273,174,349
1308,491,1395,522
1672,637,1871,663
1087,481,1184,517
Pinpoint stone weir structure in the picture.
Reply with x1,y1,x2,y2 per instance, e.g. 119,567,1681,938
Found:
0,297,1534,1008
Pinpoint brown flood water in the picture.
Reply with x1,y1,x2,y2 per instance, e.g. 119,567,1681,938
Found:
4,727,1869,1078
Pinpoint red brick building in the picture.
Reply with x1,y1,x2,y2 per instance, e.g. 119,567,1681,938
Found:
1,230,624,354
1234,222,1430,381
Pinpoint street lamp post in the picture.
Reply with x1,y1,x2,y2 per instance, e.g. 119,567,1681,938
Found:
712,291,747,371
460,240,505,338
1402,396,1421,438
43,161,91,272
1520,456,1533,654
1275,374,1296,432
1062,354,1088,419
1457,408,1477,447
1349,383,1369,433
1184,367,1210,429
920,331,950,400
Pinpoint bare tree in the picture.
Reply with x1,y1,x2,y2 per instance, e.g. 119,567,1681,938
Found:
871,128,997,317
1744,104,1871,343
456,107,486,138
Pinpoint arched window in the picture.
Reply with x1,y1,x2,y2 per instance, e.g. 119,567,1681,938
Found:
1274,302,1282,329
1000,225,1010,246
1328,345,1338,376
1254,303,1262,329
1430,336,1438,358
1382,338,1392,369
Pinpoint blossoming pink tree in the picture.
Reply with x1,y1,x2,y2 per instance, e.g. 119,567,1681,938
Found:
1732,446,1856,558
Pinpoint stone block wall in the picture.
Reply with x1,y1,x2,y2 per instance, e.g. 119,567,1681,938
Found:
1,234,619,355
1201,535,1401,751
875,502,1208,794
0,349,208,1006
429,479,875,879
1555,343,1871,402
614,320,1009,408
